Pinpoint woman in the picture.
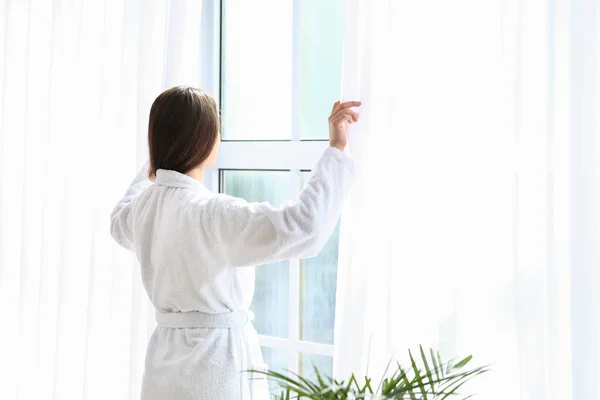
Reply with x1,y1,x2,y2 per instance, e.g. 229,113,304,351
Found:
110,86,360,399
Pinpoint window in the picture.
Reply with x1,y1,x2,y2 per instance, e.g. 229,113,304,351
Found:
203,0,345,389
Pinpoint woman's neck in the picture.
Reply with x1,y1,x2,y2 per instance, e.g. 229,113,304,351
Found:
185,166,205,183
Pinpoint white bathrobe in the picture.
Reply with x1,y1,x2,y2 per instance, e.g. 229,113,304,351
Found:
110,147,354,400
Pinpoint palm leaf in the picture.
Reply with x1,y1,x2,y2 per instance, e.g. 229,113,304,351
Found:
286,368,322,393
399,365,418,400
419,346,436,395
408,350,427,400
452,355,473,371
430,348,442,382
376,357,395,394
438,352,446,378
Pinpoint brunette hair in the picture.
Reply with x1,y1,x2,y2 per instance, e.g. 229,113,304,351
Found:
148,86,219,178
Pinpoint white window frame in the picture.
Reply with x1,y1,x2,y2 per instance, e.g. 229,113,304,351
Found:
201,0,336,375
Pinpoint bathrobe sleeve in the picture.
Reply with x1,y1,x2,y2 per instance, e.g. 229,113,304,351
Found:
110,161,153,251
212,146,354,267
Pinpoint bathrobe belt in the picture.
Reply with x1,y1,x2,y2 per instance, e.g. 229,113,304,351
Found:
155,309,255,329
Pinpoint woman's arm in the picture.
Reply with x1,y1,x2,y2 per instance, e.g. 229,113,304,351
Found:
211,100,360,267
212,146,354,267
110,162,153,250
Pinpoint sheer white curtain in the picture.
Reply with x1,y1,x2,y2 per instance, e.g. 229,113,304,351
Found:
334,0,598,399
0,1,216,399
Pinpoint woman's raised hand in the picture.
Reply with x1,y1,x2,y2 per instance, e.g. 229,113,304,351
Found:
328,100,361,151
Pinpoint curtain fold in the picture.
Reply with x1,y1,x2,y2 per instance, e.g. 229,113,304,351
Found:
0,1,215,399
334,0,598,398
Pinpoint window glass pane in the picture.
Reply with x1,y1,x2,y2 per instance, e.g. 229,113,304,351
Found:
298,0,344,140
299,172,340,344
261,347,289,395
300,353,333,382
221,0,343,140
253,260,289,338
221,170,291,337
221,0,293,140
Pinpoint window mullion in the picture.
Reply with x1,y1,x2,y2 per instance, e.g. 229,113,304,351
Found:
287,0,303,375
288,169,301,375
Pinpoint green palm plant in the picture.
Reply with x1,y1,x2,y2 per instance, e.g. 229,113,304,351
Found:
252,346,489,399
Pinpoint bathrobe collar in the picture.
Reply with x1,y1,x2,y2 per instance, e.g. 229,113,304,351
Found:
155,169,213,195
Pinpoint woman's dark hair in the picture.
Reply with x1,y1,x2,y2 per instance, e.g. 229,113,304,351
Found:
148,86,219,179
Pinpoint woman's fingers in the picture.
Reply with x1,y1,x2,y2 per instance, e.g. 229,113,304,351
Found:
336,101,362,111
331,113,357,126
330,108,359,122
331,100,361,114
331,100,341,113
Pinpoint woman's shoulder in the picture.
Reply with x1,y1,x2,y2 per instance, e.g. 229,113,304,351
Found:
205,193,276,215
207,193,252,210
